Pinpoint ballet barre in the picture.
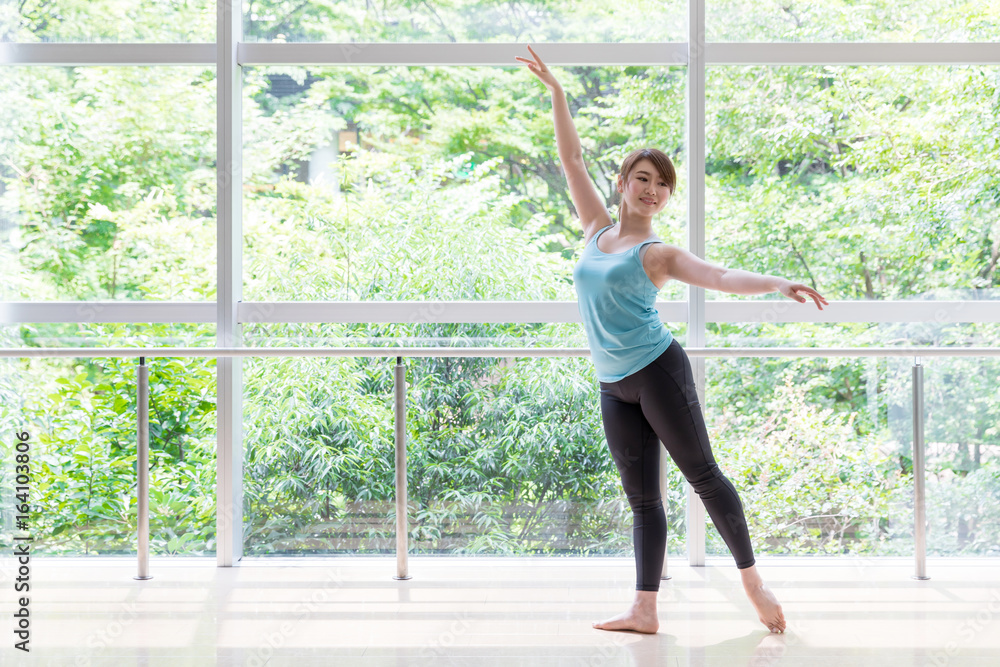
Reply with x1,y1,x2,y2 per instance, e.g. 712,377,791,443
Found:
5,345,999,581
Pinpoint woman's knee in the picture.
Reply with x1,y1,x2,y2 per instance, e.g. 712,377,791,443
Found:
627,492,663,513
685,464,729,495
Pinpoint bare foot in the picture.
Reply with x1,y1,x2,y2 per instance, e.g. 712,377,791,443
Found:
592,605,659,634
746,583,785,633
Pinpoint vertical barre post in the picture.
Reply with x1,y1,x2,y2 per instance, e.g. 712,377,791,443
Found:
912,357,930,580
659,444,671,581
393,356,412,580
134,357,152,580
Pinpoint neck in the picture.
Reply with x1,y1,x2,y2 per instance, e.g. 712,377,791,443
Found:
617,208,653,238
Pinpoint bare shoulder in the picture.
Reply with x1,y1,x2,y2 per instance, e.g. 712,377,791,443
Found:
650,242,696,263
644,244,727,291
641,242,679,289
646,243,705,277
644,242,679,266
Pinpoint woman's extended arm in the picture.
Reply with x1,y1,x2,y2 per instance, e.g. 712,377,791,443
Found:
717,268,785,295
658,244,829,309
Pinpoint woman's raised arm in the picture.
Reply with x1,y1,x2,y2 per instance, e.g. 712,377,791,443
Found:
516,45,613,239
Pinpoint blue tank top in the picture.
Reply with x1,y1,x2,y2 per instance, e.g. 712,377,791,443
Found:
572,223,673,383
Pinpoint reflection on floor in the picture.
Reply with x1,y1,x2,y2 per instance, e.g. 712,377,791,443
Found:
2,556,999,666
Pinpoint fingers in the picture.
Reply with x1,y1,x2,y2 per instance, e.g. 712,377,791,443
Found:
805,289,828,309
790,286,826,310
790,284,829,310
526,44,546,69
804,292,824,310
515,54,541,73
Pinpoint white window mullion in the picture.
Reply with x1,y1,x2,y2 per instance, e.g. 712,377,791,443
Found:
0,42,215,65
686,0,708,568
4,41,994,68
217,0,244,568
238,42,688,66
705,42,1000,65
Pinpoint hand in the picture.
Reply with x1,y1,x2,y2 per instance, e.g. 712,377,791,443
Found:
515,44,562,93
778,280,829,310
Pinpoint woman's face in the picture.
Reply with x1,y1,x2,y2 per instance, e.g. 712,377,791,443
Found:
618,158,671,216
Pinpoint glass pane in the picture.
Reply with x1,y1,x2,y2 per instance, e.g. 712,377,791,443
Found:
0,323,216,556
708,0,999,42
1,67,217,301
241,323,689,556
243,0,686,43
5,1,216,42
918,357,1000,556
243,322,597,349
242,65,687,302
706,322,1000,348
704,356,913,558
706,66,1000,302
1,322,218,348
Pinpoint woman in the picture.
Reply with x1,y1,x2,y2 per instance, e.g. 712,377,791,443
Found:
515,45,828,635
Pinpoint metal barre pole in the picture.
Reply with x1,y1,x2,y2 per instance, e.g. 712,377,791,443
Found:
393,356,412,580
659,445,671,581
134,357,152,581
912,358,930,580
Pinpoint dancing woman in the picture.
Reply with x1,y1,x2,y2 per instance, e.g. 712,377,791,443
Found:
516,45,828,634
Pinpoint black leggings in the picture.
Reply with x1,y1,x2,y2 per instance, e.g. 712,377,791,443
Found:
599,338,755,591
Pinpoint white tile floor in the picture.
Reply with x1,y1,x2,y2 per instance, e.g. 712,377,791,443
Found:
2,556,1000,666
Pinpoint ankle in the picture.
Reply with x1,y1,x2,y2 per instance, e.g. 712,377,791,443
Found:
633,590,658,609
740,569,764,590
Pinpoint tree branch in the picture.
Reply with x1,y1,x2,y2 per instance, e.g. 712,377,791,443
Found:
265,0,311,39
980,228,1000,281
788,237,818,290
421,1,456,42
859,250,875,299
780,5,803,28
